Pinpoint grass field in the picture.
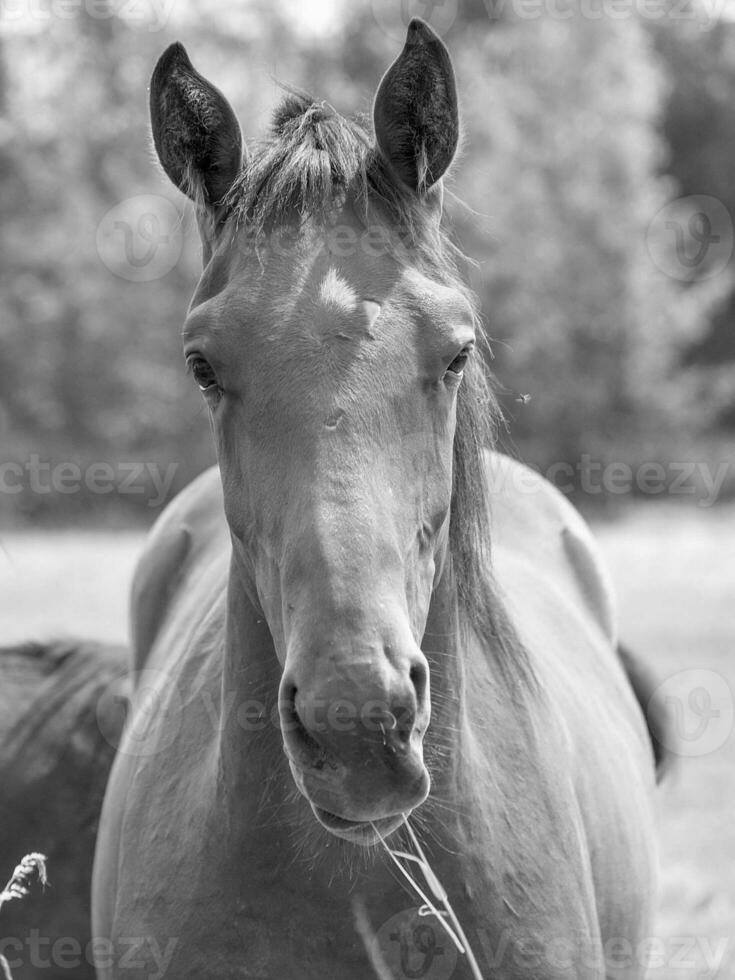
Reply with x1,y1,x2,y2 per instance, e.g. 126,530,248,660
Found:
1,504,733,977
594,505,735,978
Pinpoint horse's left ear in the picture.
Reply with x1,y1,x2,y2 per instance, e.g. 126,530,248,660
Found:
149,43,244,207
373,19,459,196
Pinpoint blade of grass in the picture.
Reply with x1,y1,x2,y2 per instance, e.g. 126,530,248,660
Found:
0,853,48,980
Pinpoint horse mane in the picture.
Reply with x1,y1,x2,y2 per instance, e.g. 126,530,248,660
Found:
220,92,535,687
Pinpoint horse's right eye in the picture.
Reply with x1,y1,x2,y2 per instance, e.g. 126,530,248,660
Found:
187,355,219,392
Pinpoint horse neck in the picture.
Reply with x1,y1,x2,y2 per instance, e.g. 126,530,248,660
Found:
217,552,285,793
419,556,467,785
420,555,546,835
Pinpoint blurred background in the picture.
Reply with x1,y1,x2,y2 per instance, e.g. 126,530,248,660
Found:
0,0,734,523
0,0,733,977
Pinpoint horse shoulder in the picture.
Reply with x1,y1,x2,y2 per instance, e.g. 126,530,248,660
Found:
485,451,617,645
130,465,227,673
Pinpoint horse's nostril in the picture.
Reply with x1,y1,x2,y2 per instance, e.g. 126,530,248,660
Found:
283,683,330,766
280,654,430,779
409,661,427,703
363,703,395,730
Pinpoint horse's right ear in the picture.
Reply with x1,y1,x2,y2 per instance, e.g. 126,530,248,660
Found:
149,43,244,207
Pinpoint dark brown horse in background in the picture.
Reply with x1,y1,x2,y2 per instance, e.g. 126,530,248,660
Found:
0,640,127,980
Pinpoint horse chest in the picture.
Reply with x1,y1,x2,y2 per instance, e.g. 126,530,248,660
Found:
101,818,600,980
100,737,614,980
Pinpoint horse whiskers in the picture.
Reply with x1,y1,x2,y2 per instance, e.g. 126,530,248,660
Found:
417,821,461,858
420,801,464,829
286,807,389,880
256,771,295,820
424,792,466,815
428,692,462,710
426,720,462,735
423,651,461,665
428,706,461,722
424,743,456,763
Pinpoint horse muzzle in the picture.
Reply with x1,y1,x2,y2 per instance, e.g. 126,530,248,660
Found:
286,756,429,845
279,650,431,842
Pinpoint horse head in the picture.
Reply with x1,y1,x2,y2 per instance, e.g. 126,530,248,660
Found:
149,21,480,845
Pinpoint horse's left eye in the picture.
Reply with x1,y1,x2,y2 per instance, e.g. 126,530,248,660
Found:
446,346,472,376
187,355,219,392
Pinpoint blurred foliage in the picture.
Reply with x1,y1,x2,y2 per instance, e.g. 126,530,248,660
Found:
647,16,735,426
455,13,703,470
0,0,732,524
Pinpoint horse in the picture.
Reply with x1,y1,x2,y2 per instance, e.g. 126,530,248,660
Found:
92,20,663,979
0,640,128,980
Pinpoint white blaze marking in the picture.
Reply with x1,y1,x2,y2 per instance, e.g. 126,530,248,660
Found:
361,299,382,329
319,268,358,311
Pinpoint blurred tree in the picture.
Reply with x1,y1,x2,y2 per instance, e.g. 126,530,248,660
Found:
0,1,729,522
647,18,735,429
1,4,212,522
449,10,716,477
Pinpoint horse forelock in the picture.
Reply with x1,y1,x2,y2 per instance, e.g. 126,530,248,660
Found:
218,92,534,688
221,89,449,263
